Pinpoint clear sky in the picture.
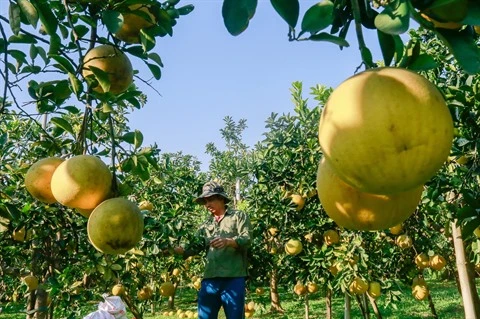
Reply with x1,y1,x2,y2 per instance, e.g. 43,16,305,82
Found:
127,0,382,170
1,0,383,170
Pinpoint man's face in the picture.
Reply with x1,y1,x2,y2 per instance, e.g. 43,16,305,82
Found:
204,195,225,215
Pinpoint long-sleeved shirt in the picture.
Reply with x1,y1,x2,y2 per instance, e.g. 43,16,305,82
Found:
184,208,252,278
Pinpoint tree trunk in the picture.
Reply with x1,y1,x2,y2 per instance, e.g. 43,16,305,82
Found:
122,293,142,319
269,268,284,313
34,287,48,319
167,280,179,310
367,294,382,319
26,291,36,319
427,292,438,319
355,295,368,319
304,293,309,319
451,220,480,319
326,288,332,319
344,293,351,319
362,294,369,318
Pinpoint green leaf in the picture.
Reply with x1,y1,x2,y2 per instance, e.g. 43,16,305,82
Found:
86,65,111,93
457,206,477,220
374,0,410,35
54,80,72,101
140,29,156,52
8,49,27,65
177,4,195,15
148,52,163,67
49,55,76,74
49,33,61,55
35,1,58,35
463,218,480,237
9,3,21,36
29,44,38,60
8,34,37,44
68,73,83,97
101,102,114,113
407,53,438,71
270,0,299,28
121,158,134,173
146,62,161,80
434,27,480,75
377,30,397,66
110,264,122,271
398,40,420,68
360,47,374,67
308,32,349,47
222,0,258,36
102,10,122,34
73,25,90,40
300,0,334,36
121,130,144,149
50,117,74,135
17,0,39,28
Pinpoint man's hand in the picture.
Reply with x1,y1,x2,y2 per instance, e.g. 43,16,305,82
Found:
210,237,237,249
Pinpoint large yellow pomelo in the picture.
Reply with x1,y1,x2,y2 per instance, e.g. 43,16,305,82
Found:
51,155,112,210
137,286,153,300
159,282,175,297
349,277,368,294
368,281,381,299
284,239,303,255
25,157,65,204
82,45,133,94
23,275,39,291
293,282,307,295
114,4,156,44
12,227,26,242
316,158,423,231
87,197,144,255
323,229,340,246
290,194,306,211
318,67,453,194
112,284,125,296
415,253,430,269
429,254,446,271
412,284,429,301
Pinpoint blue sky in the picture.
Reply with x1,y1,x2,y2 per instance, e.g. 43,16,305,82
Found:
127,0,383,170
1,0,383,170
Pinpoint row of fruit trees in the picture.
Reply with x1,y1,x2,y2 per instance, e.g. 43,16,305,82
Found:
1,0,480,318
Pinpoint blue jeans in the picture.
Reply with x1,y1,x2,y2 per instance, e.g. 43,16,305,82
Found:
198,277,246,319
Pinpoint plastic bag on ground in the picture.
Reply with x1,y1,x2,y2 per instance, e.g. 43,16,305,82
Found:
83,310,115,319
98,295,128,319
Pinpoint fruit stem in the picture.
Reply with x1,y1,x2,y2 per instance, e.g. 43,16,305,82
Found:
350,0,373,69
108,114,119,196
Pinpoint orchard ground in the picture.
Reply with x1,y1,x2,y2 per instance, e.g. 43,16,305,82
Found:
0,280,471,319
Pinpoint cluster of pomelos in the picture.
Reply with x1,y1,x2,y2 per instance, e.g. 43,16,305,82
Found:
348,277,382,300
244,300,256,318
283,229,340,257
317,67,453,231
25,154,144,255
293,281,319,296
161,309,198,318
80,3,161,95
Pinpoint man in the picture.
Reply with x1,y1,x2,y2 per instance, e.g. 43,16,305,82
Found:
174,181,252,319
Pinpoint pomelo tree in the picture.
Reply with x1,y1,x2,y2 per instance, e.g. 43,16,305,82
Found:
220,0,480,74
1,0,480,318
1,0,194,318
